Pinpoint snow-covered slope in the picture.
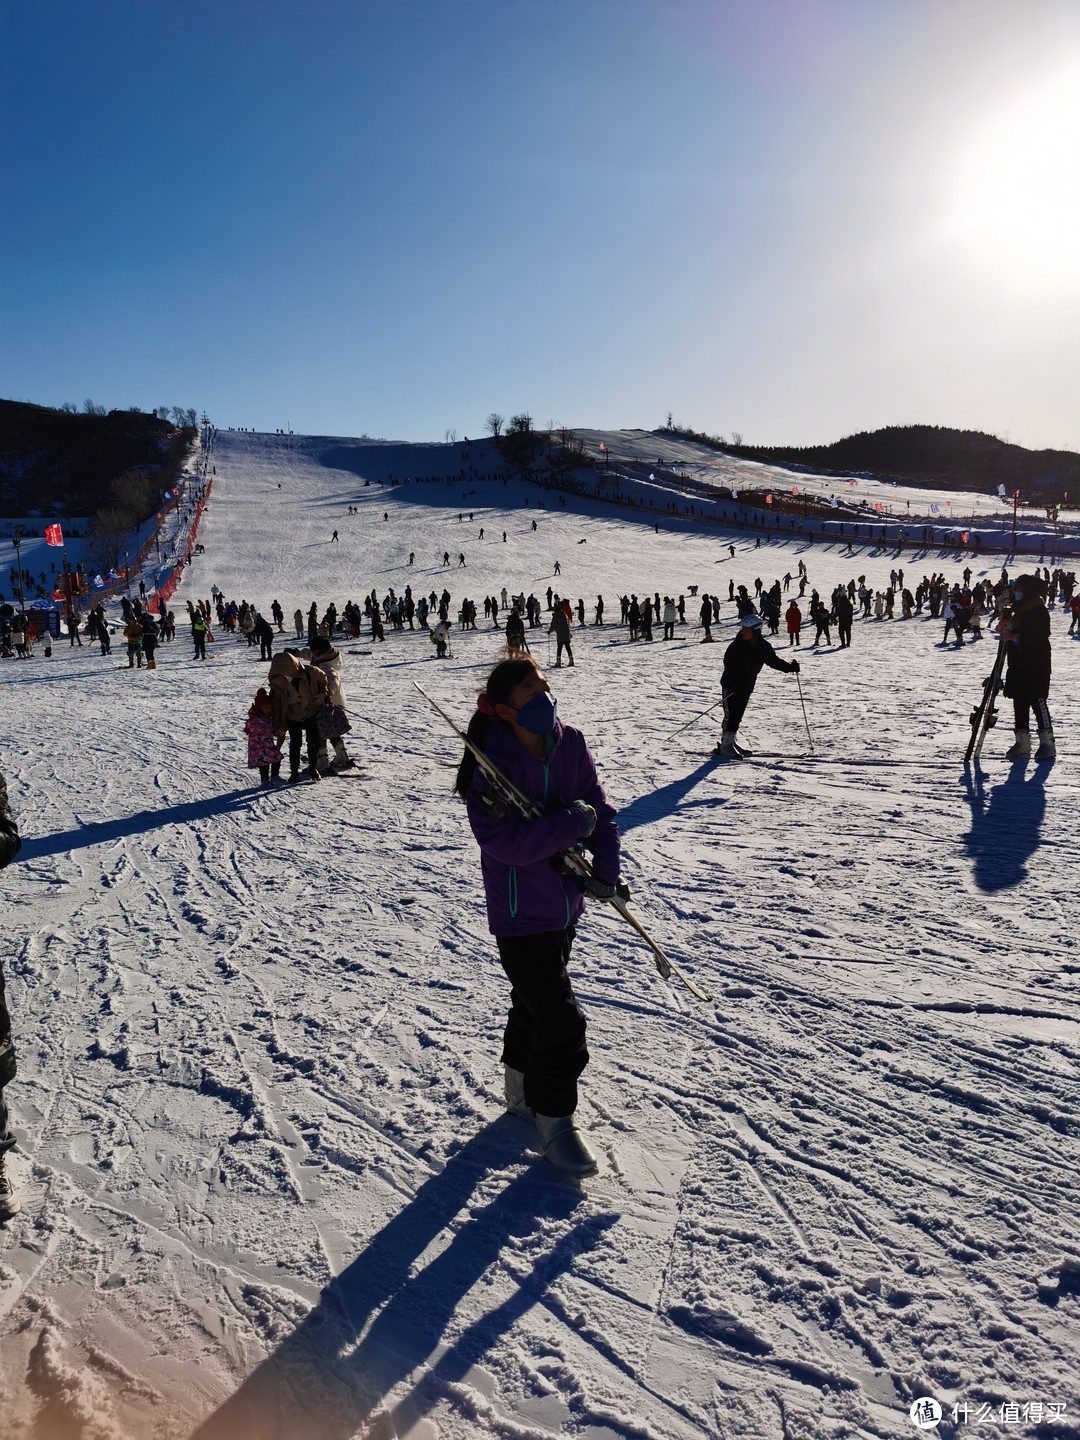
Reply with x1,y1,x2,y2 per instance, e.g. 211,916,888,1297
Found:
0,430,1077,1440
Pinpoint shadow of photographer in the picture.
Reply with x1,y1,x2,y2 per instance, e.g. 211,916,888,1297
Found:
191,1119,615,1440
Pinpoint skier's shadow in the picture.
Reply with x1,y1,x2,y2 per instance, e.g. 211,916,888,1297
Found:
962,763,1050,893
190,1120,615,1440
618,756,727,834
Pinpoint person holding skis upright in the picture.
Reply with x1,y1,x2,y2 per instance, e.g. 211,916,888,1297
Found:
1001,575,1055,760
454,656,621,1177
716,614,799,758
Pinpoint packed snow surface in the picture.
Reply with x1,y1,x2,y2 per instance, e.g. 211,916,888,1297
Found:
1,430,1077,1440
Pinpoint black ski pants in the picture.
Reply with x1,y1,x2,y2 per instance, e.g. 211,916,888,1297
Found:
837,619,852,647
722,685,753,735
496,927,587,1117
287,719,320,777
1013,698,1051,733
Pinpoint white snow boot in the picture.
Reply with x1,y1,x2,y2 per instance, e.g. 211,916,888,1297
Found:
1005,730,1032,760
0,1155,21,1221
1035,729,1056,761
535,1113,598,1178
503,1066,530,1119
715,731,740,758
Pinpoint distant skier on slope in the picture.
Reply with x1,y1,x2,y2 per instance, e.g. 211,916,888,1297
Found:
715,615,799,758
454,656,622,1177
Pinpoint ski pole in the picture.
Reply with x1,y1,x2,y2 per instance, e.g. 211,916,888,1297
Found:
667,695,725,739
795,671,814,752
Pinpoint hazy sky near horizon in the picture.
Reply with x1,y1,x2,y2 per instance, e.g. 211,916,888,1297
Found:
3,0,1080,450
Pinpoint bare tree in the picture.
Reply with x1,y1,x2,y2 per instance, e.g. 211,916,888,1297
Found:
485,412,504,438
444,428,458,444
110,468,158,527
83,398,106,416
60,402,78,414
89,506,132,573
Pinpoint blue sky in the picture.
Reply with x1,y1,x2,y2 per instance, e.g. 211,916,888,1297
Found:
3,0,1079,449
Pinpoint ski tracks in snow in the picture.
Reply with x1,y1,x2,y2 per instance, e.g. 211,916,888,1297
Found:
1,430,1078,1438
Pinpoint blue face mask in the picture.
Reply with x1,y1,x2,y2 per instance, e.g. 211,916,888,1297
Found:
515,691,558,735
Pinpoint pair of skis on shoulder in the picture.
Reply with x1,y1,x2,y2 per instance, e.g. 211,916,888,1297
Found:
414,682,712,1004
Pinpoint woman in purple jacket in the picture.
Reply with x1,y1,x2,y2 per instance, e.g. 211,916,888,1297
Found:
455,656,621,1176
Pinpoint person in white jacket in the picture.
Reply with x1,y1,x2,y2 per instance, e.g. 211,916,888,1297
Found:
662,597,677,640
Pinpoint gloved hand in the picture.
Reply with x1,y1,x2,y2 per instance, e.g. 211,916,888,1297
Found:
579,874,615,899
572,799,597,837
789,660,800,674
579,875,631,901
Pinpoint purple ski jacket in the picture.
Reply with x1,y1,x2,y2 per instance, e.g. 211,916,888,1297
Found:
466,718,620,937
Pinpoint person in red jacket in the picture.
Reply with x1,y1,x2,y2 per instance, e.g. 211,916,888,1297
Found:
785,600,802,647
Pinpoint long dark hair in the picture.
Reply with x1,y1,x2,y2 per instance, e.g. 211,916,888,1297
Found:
453,655,539,798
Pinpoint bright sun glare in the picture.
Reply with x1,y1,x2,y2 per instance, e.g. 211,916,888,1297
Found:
950,65,1080,294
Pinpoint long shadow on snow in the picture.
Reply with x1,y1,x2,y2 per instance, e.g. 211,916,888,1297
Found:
618,756,726,835
191,1118,616,1440
17,789,265,862
961,762,1051,893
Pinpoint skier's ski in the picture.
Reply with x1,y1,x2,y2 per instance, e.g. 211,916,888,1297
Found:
414,681,712,1004
964,638,1008,765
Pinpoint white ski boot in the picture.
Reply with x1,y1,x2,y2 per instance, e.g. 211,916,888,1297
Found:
535,1113,598,1178
1005,730,1032,760
715,731,741,758
503,1066,530,1120
1035,729,1056,761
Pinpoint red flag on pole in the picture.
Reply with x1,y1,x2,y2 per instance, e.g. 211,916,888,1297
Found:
45,523,64,546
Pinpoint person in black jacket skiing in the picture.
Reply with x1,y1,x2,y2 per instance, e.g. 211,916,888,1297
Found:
1001,575,1055,760
0,768,22,1218
716,615,799,757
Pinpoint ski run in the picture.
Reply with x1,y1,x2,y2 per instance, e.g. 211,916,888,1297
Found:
1,428,1077,1440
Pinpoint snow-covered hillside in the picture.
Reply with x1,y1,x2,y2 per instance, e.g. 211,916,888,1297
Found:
1,429,1077,1440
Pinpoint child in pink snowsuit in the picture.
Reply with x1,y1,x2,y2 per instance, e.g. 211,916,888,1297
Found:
245,687,283,786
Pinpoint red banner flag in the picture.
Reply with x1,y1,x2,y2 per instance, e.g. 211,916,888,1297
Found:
45,523,64,546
